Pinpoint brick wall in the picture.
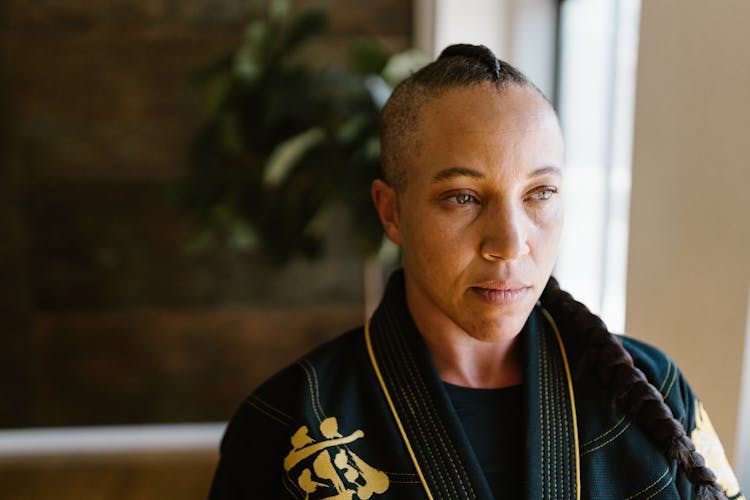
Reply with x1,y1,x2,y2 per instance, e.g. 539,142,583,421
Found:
1,0,412,427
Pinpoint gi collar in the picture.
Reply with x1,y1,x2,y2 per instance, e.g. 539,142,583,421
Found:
364,270,580,500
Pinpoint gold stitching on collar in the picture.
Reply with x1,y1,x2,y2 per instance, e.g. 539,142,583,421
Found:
365,319,434,500
391,322,476,499
541,307,582,500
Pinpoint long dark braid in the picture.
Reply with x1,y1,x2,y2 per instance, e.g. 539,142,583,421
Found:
540,276,726,499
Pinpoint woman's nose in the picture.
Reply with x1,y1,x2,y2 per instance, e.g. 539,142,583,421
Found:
479,203,530,261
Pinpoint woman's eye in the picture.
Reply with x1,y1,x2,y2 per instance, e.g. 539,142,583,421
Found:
454,193,475,204
440,192,480,208
531,188,556,201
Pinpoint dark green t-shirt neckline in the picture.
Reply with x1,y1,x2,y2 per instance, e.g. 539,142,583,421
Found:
444,382,525,500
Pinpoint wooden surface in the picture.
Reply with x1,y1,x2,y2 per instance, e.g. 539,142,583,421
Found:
0,451,218,500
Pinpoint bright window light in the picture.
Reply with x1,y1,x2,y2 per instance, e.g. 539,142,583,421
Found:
555,0,641,333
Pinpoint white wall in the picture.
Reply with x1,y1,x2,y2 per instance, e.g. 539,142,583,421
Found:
627,0,750,466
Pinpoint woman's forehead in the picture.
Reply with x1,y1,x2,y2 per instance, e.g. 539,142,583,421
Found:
408,83,563,167
418,83,558,134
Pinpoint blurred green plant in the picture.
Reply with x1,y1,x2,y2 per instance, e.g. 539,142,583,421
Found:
171,0,427,265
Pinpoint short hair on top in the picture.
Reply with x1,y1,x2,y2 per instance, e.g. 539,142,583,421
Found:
380,43,545,192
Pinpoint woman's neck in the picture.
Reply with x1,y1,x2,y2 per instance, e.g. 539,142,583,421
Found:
420,326,523,389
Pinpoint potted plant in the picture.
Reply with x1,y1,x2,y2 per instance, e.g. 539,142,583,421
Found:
172,0,427,312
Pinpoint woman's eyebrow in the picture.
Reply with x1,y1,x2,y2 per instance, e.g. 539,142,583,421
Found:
431,167,485,183
528,166,562,178
431,165,561,183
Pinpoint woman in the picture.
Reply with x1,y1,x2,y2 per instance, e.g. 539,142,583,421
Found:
209,44,742,499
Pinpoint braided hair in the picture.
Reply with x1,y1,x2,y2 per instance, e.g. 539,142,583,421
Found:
540,278,725,499
380,43,726,499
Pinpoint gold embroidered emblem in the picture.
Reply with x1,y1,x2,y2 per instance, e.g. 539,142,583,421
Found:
284,417,390,499
690,400,743,498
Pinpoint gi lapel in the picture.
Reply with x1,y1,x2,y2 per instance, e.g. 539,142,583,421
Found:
364,272,580,500
525,307,581,500
364,272,492,500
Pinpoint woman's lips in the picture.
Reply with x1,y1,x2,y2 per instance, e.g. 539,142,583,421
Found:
469,285,531,305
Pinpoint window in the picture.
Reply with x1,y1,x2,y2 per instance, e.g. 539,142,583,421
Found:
555,0,641,332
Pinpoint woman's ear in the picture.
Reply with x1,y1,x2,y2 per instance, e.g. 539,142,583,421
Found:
371,179,403,246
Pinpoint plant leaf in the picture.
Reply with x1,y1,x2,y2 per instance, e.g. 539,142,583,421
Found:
262,128,326,187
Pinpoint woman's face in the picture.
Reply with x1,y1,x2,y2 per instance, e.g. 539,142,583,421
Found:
376,82,564,342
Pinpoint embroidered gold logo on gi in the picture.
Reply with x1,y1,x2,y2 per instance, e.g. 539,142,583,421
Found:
284,417,390,499
690,400,743,498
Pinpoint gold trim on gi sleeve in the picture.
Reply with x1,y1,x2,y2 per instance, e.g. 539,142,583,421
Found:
690,400,743,498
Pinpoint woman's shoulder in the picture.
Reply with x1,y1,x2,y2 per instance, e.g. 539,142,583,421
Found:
618,335,744,498
618,335,674,380
238,325,365,413
618,334,696,421
213,329,367,468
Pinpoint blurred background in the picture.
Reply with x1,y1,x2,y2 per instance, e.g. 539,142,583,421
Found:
1,0,749,498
